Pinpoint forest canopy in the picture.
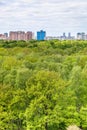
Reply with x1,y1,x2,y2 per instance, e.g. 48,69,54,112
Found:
0,40,87,130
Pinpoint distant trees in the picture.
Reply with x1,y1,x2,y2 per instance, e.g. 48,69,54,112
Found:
0,40,87,129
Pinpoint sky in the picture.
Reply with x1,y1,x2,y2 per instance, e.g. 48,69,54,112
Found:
0,0,87,36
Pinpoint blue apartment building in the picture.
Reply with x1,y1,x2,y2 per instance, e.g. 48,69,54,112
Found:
37,30,46,40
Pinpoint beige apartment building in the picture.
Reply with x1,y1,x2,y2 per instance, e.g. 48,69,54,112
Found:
9,31,33,41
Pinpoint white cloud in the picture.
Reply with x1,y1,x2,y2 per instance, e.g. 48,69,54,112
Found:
0,0,87,36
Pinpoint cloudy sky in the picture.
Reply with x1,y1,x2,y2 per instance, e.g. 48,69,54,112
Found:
0,0,87,36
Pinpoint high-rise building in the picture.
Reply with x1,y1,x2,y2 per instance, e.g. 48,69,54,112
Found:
61,32,66,40
37,30,46,40
77,32,86,40
0,33,8,40
82,32,85,40
25,31,33,41
9,31,33,41
9,31,18,40
77,33,82,40
17,31,25,40
68,32,71,39
63,32,66,37
4,33,8,38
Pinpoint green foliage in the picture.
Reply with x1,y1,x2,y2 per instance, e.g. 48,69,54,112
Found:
25,70,67,130
0,40,87,129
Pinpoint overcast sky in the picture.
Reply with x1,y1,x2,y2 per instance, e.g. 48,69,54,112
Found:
0,0,87,36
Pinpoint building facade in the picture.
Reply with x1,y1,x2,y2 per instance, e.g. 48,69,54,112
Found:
77,32,86,40
0,33,8,40
9,31,33,41
37,30,46,40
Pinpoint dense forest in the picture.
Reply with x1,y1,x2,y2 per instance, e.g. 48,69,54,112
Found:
0,39,87,130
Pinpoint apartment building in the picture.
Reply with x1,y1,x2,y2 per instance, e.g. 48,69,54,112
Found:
0,33,8,40
37,30,46,40
9,31,33,41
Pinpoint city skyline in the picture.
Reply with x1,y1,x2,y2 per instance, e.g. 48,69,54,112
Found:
1,30,87,40
0,0,87,36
